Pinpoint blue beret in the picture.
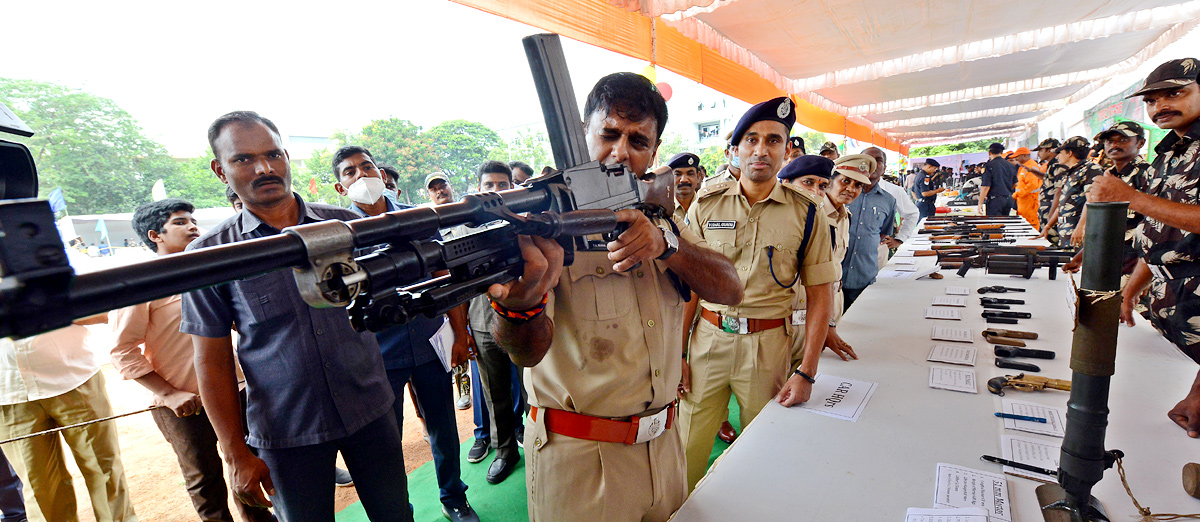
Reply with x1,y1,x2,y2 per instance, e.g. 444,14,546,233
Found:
778,155,834,181
667,152,700,170
730,97,796,146
924,158,941,168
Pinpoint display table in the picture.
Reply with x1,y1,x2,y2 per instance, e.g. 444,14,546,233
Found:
672,224,1199,521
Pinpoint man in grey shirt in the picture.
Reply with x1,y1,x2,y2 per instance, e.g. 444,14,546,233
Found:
181,111,410,522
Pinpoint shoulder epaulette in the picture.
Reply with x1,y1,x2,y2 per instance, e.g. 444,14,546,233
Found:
779,182,819,206
698,180,733,199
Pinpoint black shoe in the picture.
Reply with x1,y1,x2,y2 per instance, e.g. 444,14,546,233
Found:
515,429,524,448
467,438,491,463
442,502,480,522
486,455,520,484
334,467,353,487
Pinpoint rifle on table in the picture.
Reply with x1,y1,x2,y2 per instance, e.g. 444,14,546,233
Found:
987,373,1072,396
934,246,1075,279
0,33,670,339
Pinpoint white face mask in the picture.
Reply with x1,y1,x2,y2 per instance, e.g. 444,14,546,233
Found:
347,176,385,205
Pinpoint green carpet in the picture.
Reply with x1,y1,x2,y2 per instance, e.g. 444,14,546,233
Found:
336,398,741,522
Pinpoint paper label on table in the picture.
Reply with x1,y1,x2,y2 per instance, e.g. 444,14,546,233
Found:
904,507,989,522
999,435,1059,483
931,296,967,307
925,307,962,320
929,367,978,393
1000,399,1065,437
793,373,877,422
915,267,941,279
932,326,973,343
896,265,919,272
894,258,917,265
945,286,971,295
928,344,977,366
893,250,916,257
429,317,455,372
933,464,1012,522
879,269,915,279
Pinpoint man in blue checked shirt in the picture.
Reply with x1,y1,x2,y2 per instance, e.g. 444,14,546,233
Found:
841,166,899,310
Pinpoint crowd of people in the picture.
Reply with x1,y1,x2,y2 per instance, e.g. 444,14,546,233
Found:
1,57,1199,522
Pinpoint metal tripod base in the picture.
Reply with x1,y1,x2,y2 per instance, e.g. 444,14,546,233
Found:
1036,484,1110,522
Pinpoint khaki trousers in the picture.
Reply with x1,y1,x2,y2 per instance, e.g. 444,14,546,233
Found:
680,319,790,491
524,409,686,522
0,372,136,522
789,289,844,369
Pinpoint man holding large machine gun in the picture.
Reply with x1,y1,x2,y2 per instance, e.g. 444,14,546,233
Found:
1087,58,1200,439
485,72,742,522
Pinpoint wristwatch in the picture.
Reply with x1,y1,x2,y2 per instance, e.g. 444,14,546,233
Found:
657,225,679,260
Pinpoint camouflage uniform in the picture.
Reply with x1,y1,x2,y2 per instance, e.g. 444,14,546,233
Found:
1132,125,1200,361
1038,160,1068,245
1112,159,1152,272
1055,160,1105,240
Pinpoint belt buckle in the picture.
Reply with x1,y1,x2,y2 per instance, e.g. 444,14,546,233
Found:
721,315,748,334
633,407,671,444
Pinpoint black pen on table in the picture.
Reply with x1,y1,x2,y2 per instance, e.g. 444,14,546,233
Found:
980,455,1057,477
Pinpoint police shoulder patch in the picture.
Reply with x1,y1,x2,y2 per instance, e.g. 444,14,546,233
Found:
698,180,733,199
779,182,819,205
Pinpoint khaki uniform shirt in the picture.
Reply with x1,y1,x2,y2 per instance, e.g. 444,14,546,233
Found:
791,194,850,322
687,180,838,320
673,198,692,228
702,168,737,189
527,217,702,418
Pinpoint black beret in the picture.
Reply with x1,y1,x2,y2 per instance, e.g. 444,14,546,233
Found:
924,158,941,168
730,97,796,146
667,152,700,170
778,155,834,181
788,136,805,151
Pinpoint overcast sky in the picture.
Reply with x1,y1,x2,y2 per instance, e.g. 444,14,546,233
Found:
5,0,727,157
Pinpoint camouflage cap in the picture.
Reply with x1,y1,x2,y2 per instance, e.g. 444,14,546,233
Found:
1055,136,1091,153
1035,138,1062,151
1094,120,1145,142
1130,58,1199,97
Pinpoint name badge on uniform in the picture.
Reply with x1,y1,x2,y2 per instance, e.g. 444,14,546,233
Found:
707,220,736,230
634,407,671,444
791,309,806,326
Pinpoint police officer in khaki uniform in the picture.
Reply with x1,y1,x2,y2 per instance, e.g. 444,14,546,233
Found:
486,72,743,522
782,154,874,368
669,152,703,226
679,97,840,491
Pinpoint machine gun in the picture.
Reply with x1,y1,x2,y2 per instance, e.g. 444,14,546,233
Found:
0,33,671,339
935,245,1075,279
987,373,1072,396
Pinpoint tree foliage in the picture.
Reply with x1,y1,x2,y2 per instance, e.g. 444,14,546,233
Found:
423,119,505,198
494,129,553,175
0,77,182,214
910,137,1003,158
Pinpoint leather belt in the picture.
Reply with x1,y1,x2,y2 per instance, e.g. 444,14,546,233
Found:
530,403,676,445
701,308,785,334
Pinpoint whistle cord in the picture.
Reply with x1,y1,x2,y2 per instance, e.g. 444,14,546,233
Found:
1115,455,1200,521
